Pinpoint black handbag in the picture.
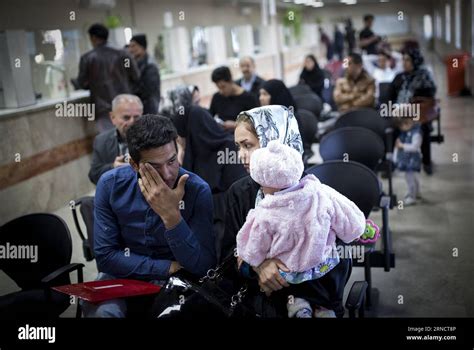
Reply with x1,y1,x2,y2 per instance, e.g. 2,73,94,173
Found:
151,250,271,319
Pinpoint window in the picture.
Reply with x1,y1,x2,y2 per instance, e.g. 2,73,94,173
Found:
435,11,442,39
454,0,461,48
190,27,207,67
445,3,451,43
423,15,433,39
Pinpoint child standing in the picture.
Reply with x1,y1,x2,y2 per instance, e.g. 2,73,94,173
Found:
394,118,423,205
236,140,366,318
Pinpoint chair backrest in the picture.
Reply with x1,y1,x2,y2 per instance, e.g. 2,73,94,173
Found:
335,108,387,139
294,93,323,119
306,161,380,218
296,109,318,152
319,127,385,170
289,84,313,97
0,213,72,290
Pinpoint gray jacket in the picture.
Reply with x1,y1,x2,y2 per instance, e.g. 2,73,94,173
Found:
89,128,122,185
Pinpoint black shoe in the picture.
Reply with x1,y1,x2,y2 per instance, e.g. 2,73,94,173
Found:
423,163,433,175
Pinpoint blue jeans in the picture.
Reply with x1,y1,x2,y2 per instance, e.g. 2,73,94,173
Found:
81,273,127,318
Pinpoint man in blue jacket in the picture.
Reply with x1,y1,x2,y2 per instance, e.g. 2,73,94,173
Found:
83,115,216,317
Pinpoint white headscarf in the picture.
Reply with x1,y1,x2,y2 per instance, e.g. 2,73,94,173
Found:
238,105,303,154
238,105,303,205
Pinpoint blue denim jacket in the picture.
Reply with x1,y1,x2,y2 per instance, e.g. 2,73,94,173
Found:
93,165,216,280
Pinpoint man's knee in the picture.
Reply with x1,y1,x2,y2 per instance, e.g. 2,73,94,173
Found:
82,299,127,318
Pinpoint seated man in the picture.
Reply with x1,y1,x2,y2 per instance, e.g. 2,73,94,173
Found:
235,56,265,100
83,115,216,317
333,53,375,112
88,94,143,185
209,66,259,131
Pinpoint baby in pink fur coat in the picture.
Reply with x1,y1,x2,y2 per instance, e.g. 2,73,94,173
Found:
236,140,366,318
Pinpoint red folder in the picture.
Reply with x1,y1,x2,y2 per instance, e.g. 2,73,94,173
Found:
52,279,162,304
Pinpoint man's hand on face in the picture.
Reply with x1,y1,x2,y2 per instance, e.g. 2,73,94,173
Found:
113,155,127,168
137,163,188,229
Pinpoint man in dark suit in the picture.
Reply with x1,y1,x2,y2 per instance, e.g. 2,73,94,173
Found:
88,94,143,184
235,56,265,100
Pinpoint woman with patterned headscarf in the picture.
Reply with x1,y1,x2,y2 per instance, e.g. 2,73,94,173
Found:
223,105,352,318
388,47,437,174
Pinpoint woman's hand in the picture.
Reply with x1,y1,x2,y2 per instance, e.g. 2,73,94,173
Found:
222,120,236,131
253,259,290,296
395,138,404,149
169,261,182,275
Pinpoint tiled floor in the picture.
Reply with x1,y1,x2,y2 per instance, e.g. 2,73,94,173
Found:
1,54,473,318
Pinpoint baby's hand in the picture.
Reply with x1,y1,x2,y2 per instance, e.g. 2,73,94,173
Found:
357,219,380,244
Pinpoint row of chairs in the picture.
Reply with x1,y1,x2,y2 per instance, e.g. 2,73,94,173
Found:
310,107,398,309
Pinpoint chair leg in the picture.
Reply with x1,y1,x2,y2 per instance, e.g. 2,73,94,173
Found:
75,266,84,318
76,301,82,318
364,254,372,308
359,300,365,318
387,161,394,208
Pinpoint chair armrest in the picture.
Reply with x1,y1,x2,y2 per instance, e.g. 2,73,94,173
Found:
345,281,368,315
41,263,85,286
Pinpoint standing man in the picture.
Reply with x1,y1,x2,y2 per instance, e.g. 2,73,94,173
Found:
88,94,143,185
345,18,356,55
71,23,140,132
334,24,345,61
128,34,161,114
235,56,265,100
359,14,381,55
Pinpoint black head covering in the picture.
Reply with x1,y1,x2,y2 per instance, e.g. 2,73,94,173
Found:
404,48,424,70
261,79,297,111
131,34,147,49
168,87,245,192
299,54,325,96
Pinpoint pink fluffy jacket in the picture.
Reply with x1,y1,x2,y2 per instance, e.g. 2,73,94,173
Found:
236,174,366,272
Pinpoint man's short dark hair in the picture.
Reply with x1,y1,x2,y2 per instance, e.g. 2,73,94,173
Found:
211,66,232,83
126,114,177,163
88,23,109,41
349,52,363,65
363,14,374,22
